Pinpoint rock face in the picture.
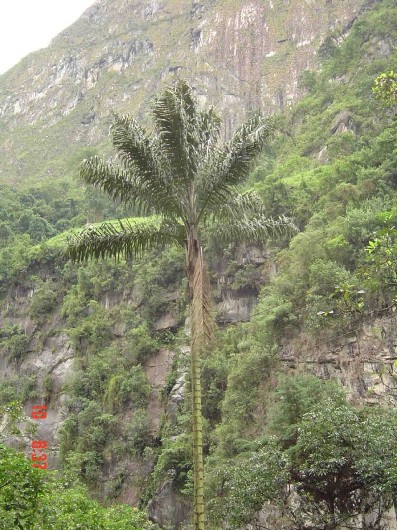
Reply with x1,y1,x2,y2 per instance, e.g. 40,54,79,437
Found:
144,348,174,434
249,498,397,530
281,314,397,406
0,0,370,184
148,479,191,529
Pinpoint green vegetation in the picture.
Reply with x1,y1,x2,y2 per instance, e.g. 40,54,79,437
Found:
373,70,397,106
208,378,397,530
0,325,30,364
244,0,397,347
0,444,158,530
0,1,397,529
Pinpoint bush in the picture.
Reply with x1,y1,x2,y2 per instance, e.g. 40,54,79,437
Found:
0,444,43,530
0,330,30,363
104,366,151,412
124,410,151,455
266,374,345,446
28,282,58,324
67,301,113,354
126,323,158,364
209,397,397,530
0,444,159,529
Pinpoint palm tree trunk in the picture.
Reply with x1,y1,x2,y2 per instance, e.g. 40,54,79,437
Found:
191,338,205,530
187,233,206,530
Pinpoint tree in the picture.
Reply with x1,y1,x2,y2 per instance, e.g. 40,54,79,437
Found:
209,400,397,530
287,401,397,530
66,80,295,529
266,374,346,447
373,70,397,107
0,444,158,530
0,443,43,529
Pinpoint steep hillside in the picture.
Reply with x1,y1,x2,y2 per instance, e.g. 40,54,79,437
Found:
0,0,369,185
1,0,397,529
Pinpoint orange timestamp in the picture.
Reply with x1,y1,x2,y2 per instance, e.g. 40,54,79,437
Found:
31,405,48,470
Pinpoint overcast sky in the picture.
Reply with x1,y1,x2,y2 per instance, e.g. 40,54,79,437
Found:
0,0,96,75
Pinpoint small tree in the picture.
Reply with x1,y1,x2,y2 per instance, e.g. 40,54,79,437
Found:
210,399,397,530
0,444,159,529
373,70,397,107
0,443,43,530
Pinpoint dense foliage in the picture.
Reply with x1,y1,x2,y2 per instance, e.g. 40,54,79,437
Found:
208,381,397,530
0,0,397,528
0,444,158,529
373,70,397,106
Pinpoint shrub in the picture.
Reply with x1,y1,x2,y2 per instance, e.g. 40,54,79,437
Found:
28,283,58,324
124,410,151,455
1,330,30,363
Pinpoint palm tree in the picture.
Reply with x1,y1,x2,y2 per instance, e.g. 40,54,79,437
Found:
66,81,295,530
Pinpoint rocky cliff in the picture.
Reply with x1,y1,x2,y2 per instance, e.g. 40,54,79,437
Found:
0,0,370,184
1,0,396,528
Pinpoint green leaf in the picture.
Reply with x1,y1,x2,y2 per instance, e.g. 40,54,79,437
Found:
66,218,184,262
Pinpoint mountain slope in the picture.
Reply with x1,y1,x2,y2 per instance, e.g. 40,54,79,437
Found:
0,0,369,185
1,1,397,529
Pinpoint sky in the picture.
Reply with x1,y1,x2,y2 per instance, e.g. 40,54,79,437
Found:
0,0,96,75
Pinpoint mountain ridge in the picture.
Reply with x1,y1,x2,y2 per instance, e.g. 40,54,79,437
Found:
0,0,369,186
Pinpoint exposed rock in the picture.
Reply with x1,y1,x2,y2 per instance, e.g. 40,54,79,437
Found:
154,312,179,330
0,0,370,184
21,333,73,380
238,244,268,265
148,479,191,530
282,315,397,405
331,110,358,134
317,145,329,162
367,36,396,59
144,348,174,388
217,291,257,323
246,501,286,530
143,348,175,433
249,491,397,530
167,373,186,420
114,458,155,506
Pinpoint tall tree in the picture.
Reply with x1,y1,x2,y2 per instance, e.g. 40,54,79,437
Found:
66,81,295,530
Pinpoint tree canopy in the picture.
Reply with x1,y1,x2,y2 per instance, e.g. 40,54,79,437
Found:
0,444,157,530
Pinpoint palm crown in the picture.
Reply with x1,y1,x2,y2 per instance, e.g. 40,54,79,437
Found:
67,81,292,262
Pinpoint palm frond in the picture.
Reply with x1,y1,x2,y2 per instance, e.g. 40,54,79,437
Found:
206,214,298,246
81,114,192,220
195,107,222,163
152,82,222,187
111,115,158,177
65,218,185,262
80,157,152,215
152,81,196,182
196,116,276,219
211,191,267,221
